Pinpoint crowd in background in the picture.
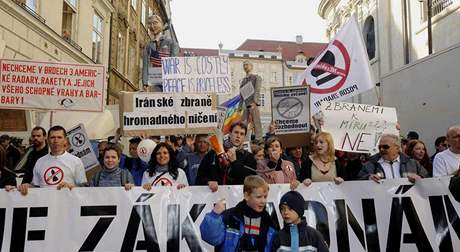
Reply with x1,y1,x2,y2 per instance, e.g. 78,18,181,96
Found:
0,122,459,194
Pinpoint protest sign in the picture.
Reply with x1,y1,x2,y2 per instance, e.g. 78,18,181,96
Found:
321,101,399,153
161,56,231,94
271,86,310,134
216,106,227,132
0,178,458,251
297,15,375,114
120,92,217,136
67,124,99,171
0,59,105,111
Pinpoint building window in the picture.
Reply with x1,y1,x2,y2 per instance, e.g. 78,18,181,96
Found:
92,13,103,63
117,32,125,73
25,0,37,11
271,72,277,83
363,16,375,60
128,43,136,83
141,0,147,26
62,1,76,40
259,93,265,107
66,0,77,9
131,0,137,10
295,53,306,63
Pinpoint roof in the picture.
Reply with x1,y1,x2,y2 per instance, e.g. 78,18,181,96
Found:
236,39,327,61
178,48,219,57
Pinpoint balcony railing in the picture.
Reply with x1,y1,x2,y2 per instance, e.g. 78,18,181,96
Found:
12,0,46,24
422,0,454,21
62,35,83,51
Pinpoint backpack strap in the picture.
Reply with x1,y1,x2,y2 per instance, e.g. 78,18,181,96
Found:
120,169,130,186
94,171,102,187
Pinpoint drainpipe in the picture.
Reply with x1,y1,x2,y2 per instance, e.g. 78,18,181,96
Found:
427,0,433,54
402,0,410,64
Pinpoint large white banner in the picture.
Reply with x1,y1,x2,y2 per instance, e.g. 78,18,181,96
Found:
0,59,105,112
0,178,458,251
162,56,231,94
298,15,375,114
321,101,399,153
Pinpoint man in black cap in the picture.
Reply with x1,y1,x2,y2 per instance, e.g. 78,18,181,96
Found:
272,191,329,252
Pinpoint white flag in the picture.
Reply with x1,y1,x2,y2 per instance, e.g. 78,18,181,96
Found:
299,15,375,114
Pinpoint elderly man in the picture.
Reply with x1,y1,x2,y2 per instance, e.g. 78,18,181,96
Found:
196,122,257,191
184,134,210,185
142,14,178,92
433,125,460,177
358,134,428,183
19,125,87,195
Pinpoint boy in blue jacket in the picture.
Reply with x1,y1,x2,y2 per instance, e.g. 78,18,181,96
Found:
200,175,279,251
272,191,329,252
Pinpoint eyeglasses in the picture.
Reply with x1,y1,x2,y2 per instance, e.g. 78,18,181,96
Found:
378,144,391,150
440,143,448,147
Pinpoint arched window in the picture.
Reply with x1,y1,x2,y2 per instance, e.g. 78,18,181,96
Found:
363,16,376,60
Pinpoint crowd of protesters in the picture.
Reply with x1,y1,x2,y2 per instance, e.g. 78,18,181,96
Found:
1,122,460,251
1,122,459,193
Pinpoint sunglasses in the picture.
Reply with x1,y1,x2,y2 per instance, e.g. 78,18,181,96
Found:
378,144,391,150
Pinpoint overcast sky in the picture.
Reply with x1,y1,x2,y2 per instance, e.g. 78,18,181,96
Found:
170,0,328,50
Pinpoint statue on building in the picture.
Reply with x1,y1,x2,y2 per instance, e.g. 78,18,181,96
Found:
142,14,178,92
239,61,262,141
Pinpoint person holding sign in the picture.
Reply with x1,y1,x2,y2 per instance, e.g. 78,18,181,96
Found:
90,145,135,189
141,142,188,190
142,14,178,91
256,137,300,189
240,61,262,141
196,122,257,191
18,126,87,195
299,132,347,186
358,134,428,183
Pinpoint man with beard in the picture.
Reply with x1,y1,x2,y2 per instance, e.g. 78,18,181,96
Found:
20,127,49,185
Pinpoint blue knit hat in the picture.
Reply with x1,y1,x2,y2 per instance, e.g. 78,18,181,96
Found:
279,191,305,218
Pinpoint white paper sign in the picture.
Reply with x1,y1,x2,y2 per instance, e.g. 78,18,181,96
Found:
240,82,255,101
67,123,99,171
0,59,105,111
321,101,399,153
161,56,231,94
271,86,310,134
121,92,217,136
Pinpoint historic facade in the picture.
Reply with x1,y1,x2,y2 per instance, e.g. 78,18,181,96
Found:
0,0,114,133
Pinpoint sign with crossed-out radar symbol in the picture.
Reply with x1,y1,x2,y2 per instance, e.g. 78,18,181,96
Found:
276,97,303,119
271,86,310,134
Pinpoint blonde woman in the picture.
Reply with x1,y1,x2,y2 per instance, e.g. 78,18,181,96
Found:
299,132,347,186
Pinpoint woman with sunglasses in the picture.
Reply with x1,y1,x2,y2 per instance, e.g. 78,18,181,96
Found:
405,140,433,177
299,132,348,186
142,142,188,190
